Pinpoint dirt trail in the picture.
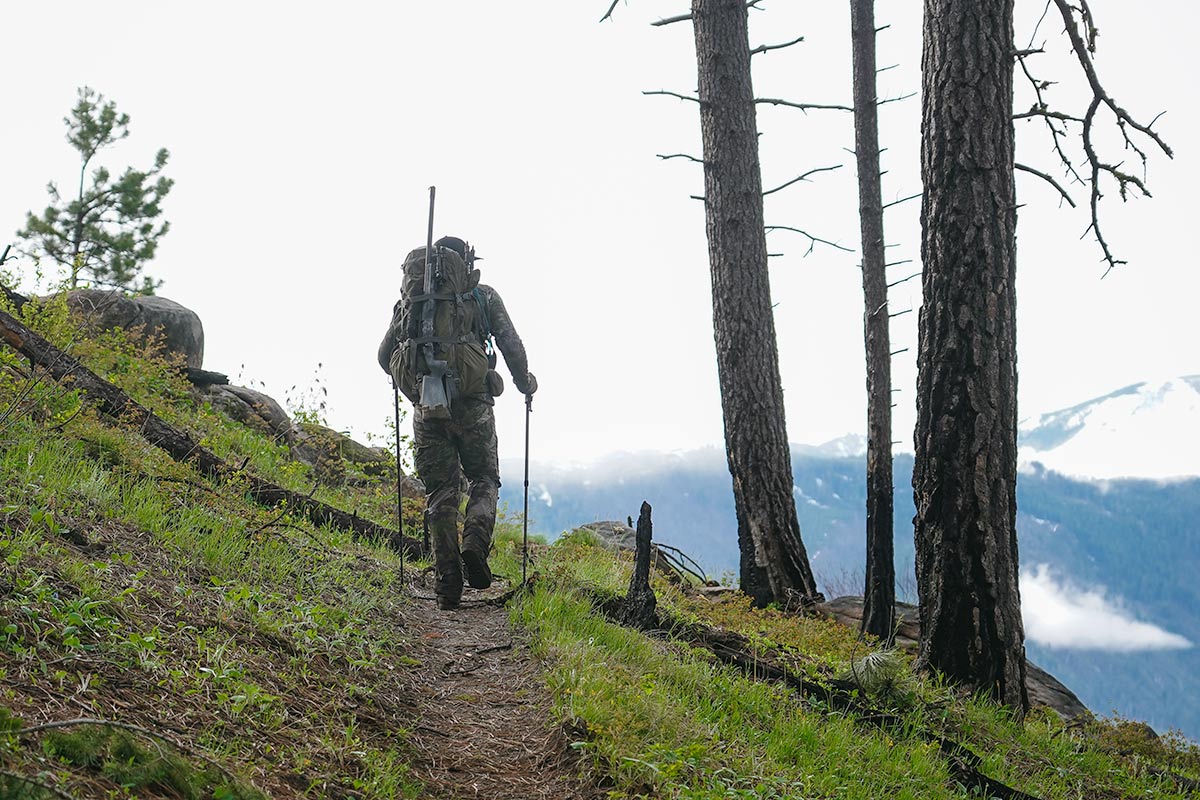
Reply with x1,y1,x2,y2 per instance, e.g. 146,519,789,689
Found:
398,573,599,800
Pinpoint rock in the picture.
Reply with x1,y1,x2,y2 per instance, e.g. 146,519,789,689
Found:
815,595,1091,722
578,520,637,551
63,289,204,369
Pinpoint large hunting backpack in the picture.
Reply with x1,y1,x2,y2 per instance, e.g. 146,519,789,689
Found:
389,245,489,407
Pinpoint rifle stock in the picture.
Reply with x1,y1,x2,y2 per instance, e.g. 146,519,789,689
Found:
419,186,451,419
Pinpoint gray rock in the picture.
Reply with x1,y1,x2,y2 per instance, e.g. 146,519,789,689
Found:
63,289,204,369
578,520,637,551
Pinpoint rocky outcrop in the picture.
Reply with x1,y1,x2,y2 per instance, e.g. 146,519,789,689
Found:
816,595,1090,722
64,289,204,369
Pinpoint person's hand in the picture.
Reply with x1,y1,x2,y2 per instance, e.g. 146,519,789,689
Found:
516,371,538,396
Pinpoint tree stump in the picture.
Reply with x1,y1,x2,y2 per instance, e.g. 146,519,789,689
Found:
617,501,658,629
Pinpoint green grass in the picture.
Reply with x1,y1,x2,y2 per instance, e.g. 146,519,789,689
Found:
0,301,427,797
508,532,1200,799
2,295,1198,799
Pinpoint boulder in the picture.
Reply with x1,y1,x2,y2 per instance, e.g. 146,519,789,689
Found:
64,289,204,369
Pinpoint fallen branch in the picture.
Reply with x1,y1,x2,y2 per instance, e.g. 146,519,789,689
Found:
0,307,422,557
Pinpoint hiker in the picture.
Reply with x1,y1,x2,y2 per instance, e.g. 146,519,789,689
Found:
377,235,537,610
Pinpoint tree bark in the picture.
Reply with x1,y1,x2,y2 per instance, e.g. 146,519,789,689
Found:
691,0,820,607
850,0,896,644
617,501,659,629
914,0,1028,710
0,307,420,558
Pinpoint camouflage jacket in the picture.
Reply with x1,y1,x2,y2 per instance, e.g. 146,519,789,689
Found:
377,283,532,393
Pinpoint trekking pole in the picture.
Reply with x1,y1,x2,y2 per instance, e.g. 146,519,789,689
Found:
522,392,532,585
393,381,405,586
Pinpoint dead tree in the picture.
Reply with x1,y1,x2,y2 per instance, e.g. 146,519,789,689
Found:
849,0,895,645
914,0,1028,712
617,501,659,629
690,0,821,607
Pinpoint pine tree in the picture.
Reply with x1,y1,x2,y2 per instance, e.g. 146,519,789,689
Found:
18,87,172,293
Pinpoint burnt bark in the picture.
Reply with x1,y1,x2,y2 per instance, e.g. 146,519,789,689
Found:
617,501,659,628
914,0,1028,710
691,0,820,607
850,0,896,644
0,307,421,557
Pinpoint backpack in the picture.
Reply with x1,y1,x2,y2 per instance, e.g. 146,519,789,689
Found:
389,245,489,408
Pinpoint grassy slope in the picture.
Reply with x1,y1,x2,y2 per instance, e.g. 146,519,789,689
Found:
1,299,1197,799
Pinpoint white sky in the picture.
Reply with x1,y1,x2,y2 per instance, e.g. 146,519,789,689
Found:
2,1,1195,466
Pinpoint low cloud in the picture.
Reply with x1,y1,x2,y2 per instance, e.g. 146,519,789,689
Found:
1021,565,1192,652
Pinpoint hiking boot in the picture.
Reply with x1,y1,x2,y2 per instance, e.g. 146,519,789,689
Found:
462,546,493,590
437,594,461,611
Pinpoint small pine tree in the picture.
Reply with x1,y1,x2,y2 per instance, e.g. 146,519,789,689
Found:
17,87,172,294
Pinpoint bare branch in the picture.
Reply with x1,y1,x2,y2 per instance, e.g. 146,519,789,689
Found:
1013,107,1083,123
600,0,623,22
651,11,693,27
765,224,854,255
757,97,852,113
889,308,913,318
1014,162,1077,208
751,35,805,56
887,271,921,288
877,91,916,107
763,164,843,197
1048,0,1173,274
657,153,704,164
644,89,700,104
882,193,920,210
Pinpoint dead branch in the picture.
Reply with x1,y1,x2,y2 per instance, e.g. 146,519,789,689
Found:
882,193,920,210
0,770,75,800
652,11,692,26
765,225,854,256
756,97,853,113
657,153,704,164
643,89,700,104
877,91,916,106
763,164,843,197
751,35,804,56
1015,163,1077,207
600,0,623,22
1017,0,1175,275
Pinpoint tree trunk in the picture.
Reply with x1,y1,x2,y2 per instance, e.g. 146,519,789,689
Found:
914,0,1028,710
617,501,659,629
850,0,896,644
691,0,820,607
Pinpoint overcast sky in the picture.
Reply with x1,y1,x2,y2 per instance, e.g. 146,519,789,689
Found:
2,1,1195,467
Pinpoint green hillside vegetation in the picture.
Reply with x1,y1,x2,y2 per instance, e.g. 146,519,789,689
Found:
1,298,1198,798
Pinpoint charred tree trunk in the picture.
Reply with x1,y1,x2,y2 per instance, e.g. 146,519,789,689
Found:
691,0,820,607
850,0,896,644
914,0,1028,710
617,501,659,629
0,307,421,558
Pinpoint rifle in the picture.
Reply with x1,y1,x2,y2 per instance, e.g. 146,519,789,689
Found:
417,186,452,419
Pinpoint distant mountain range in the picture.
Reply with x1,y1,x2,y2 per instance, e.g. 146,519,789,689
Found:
500,376,1200,739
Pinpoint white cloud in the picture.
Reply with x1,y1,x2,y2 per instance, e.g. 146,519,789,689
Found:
1022,565,1191,652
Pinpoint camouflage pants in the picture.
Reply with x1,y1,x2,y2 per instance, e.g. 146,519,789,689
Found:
414,396,500,600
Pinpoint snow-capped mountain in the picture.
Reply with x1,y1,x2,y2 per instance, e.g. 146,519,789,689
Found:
1018,375,1200,480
